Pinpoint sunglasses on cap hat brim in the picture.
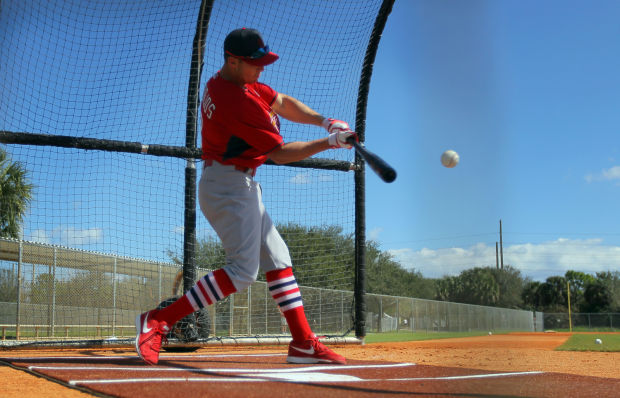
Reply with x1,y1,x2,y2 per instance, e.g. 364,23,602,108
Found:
226,45,279,66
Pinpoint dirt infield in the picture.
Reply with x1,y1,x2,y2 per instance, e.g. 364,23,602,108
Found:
0,332,618,397
339,332,619,379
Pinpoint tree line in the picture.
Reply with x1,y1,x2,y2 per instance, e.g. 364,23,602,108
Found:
184,224,619,314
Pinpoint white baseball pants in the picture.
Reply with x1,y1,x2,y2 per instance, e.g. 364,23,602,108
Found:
198,161,292,292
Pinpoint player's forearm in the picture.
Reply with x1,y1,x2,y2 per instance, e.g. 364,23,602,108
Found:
267,138,331,164
275,94,325,126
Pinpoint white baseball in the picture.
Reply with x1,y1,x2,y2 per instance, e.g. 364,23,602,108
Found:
595,338,602,344
441,150,459,168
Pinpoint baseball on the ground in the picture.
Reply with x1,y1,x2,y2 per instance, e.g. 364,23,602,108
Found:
595,338,602,344
441,150,459,168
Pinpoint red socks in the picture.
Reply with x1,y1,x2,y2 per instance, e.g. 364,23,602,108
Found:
155,268,236,326
266,267,313,342
155,267,314,343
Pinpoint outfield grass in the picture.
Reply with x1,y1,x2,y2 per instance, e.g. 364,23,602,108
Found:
556,333,620,352
550,327,618,333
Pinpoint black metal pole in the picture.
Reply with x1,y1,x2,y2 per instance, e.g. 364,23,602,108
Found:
183,0,213,293
353,0,395,340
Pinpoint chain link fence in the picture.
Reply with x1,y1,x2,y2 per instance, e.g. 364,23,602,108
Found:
0,238,356,341
544,313,619,331
1,238,539,343
365,293,539,333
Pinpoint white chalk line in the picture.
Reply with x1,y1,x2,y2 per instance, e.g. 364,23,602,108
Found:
31,362,414,373
6,353,545,386
1,353,286,361
68,370,544,386
70,377,271,385
64,363,413,385
366,371,545,382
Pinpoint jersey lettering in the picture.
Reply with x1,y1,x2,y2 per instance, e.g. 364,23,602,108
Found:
202,90,216,119
201,74,283,169
269,110,280,133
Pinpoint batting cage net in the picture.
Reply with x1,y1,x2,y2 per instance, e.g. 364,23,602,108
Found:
0,0,394,346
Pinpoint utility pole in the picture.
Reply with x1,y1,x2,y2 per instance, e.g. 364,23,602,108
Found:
567,281,573,332
499,219,504,269
495,242,499,269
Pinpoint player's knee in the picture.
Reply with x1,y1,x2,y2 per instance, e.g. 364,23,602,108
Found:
225,266,259,291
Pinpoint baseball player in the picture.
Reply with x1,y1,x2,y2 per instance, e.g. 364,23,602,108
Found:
135,28,356,365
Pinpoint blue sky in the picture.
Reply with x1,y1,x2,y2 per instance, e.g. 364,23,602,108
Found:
364,0,620,280
3,0,619,283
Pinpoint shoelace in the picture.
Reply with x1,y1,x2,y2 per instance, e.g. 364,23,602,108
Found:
143,326,168,352
310,338,327,353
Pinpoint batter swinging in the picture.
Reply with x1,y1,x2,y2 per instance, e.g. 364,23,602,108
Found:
135,28,356,365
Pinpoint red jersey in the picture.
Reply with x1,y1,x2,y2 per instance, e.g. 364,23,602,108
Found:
200,72,283,169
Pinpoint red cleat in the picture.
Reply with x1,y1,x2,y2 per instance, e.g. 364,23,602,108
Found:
287,337,346,364
135,310,169,365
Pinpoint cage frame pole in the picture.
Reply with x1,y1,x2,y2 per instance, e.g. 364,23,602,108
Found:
183,0,214,292
353,0,395,340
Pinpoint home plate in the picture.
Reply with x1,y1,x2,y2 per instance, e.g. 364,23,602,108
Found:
242,372,363,382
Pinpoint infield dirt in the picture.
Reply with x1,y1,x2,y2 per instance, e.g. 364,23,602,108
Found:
1,332,617,397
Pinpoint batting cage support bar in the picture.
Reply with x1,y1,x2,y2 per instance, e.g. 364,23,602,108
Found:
182,0,212,295
353,0,396,340
0,131,356,172
0,335,362,349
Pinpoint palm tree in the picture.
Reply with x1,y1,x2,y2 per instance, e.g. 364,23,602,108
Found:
0,147,34,239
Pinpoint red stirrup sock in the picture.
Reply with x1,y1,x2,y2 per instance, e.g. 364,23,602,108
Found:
156,268,236,326
266,267,313,342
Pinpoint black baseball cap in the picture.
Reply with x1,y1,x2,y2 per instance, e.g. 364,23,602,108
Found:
224,28,279,66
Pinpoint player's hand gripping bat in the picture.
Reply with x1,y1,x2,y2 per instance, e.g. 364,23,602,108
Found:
347,137,397,183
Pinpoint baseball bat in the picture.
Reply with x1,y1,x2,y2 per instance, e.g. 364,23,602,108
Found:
347,137,397,183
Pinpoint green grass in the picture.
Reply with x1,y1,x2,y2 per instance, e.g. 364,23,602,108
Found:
548,327,618,333
556,333,620,352
363,330,496,343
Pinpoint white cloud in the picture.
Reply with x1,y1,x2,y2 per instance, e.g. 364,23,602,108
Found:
290,172,311,184
318,174,334,182
368,227,383,241
288,172,334,184
30,229,52,244
389,238,620,281
58,227,103,246
585,165,620,183
602,166,620,180
28,227,103,246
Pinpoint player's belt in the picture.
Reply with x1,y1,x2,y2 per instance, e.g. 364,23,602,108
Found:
203,159,255,176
